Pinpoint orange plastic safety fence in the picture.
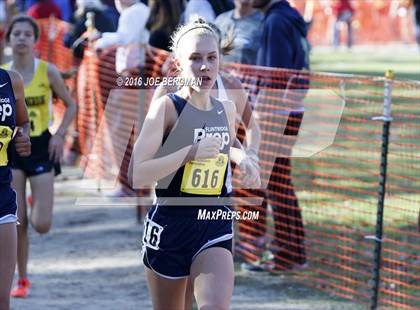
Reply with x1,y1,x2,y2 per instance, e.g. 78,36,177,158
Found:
34,18,420,309
224,62,420,309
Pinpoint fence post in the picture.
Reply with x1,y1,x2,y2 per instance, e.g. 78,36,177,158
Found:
369,70,394,309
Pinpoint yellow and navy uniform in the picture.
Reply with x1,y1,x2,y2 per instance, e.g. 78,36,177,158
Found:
2,59,53,137
0,68,18,223
1,59,60,176
142,94,233,279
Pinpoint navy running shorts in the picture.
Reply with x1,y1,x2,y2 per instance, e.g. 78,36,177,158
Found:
11,130,61,177
142,205,233,279
0,184,17,224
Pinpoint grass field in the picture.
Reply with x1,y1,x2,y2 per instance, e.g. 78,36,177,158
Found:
310,45,420,81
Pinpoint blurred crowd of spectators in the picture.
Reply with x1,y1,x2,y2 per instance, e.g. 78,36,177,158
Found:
1,0,420,65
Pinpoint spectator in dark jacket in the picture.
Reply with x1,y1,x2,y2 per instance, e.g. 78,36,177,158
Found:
255,0,309,69
250,0,309,271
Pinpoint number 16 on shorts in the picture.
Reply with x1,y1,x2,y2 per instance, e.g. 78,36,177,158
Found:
143,218,163,250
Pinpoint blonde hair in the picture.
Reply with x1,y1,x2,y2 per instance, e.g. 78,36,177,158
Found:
170,16,219,55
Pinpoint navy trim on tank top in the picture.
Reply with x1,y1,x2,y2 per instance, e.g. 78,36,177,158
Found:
155,92,230,203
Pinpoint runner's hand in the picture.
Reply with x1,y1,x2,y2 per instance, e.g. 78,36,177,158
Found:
239,157,261,189
14,128,31,157
49,134,64,163
195,136,221,160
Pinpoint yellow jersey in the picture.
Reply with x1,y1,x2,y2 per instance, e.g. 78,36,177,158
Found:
1,59,52,137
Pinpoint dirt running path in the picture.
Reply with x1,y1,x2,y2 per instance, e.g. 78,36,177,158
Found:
11,167,364,310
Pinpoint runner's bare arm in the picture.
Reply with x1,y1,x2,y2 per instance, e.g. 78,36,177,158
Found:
47,64,77,162
150,82,177,103
224,99,246,164
9,70,31,156
224,96,260,188
48,63,77,137
129,96,220,187
9,70,29,130
223,74,261,158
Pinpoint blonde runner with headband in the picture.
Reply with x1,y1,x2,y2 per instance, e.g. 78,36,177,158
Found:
129,17,260,309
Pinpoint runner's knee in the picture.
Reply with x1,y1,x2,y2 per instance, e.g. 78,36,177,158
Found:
33,220,51,234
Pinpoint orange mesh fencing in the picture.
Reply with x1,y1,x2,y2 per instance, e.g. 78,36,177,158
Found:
33,19,420,309
224,62,420,309
77,45,168,189
35,18,73,69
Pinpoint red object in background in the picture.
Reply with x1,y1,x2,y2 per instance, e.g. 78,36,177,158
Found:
333,0,354,17
27,0,63,20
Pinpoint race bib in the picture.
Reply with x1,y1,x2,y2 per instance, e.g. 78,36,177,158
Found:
143,218,164,250
0,126,14,166
181,154,228,195
28,107,43,137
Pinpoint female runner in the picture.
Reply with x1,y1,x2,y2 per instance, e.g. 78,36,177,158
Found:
3,15,77,298
129,17,259,310
0,65,31,310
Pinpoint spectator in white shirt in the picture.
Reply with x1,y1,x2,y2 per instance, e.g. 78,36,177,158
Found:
183,0,216,22
94,0,150,74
